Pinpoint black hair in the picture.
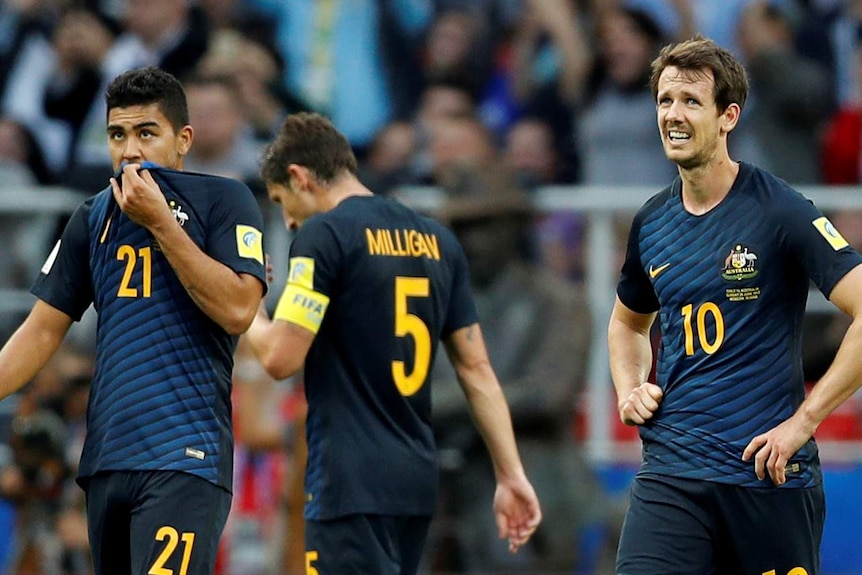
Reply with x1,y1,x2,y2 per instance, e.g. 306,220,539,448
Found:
105,66,189,131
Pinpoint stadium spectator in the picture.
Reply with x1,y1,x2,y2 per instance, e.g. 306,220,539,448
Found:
504,116,586,281
736,0,832,184
182,74,262,184
359,120,420,197
509,0,588,180
577,5,677,186
1,7,115,175
426,163,609,573
246,0,432,154
0,116,64,311
195,29,306,144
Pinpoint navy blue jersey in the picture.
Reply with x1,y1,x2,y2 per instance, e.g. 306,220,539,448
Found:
32,168,266,491
272,195,478,520
617,162,862,487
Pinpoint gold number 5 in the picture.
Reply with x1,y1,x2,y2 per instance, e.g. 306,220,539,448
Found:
392,276,431,396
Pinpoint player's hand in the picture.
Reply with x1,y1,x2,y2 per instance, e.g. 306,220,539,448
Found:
618,382,663,425
110,164,172,229
741,414,814,485
493,473,542,554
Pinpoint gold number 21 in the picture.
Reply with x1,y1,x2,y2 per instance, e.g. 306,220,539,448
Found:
117,245,152,298
148,526,195,575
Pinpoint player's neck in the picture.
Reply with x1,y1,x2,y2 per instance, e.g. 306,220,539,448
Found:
678,157,739,216
326,175,374,209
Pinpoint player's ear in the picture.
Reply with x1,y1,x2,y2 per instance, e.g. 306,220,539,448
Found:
287,164,312,191
177,125,193,157
720,103,741,134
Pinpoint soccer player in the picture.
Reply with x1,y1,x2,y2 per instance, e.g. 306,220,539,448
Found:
608,36,862,575
0,67,267,574
245,112,542,575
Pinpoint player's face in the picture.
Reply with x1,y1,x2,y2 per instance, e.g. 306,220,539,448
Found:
267,180,314,231
656,66,734,170
107,104,192,171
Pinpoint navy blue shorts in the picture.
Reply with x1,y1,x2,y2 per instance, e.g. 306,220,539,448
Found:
616,474,824,575
84,470,231,575
305,514,432,575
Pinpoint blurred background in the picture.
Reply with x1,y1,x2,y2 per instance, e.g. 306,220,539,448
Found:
1,0,862,573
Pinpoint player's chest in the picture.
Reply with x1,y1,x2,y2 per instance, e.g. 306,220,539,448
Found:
642,217,780,308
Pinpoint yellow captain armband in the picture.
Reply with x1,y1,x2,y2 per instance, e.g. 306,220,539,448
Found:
273,284,330,333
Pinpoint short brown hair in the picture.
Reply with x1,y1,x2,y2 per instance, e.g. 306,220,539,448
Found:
649,36,748,114
260,112,358,186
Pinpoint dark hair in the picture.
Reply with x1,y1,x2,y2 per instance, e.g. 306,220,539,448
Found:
260,112,357,186
105,66,189,131
649,36,749,113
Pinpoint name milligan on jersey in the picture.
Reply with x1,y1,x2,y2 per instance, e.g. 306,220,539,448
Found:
365,228,441,260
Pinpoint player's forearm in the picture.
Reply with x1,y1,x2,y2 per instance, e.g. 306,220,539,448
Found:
798,316,862,432
245,306,307,380
149,221,260,334
459,363,526,480
608,318,654,408
0,311,68,400
244,306,279,371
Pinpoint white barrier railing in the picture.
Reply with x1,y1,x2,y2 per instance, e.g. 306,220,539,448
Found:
401,184,862,463
5,184,862,461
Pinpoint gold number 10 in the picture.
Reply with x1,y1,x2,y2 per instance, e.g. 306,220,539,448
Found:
681,302,724,356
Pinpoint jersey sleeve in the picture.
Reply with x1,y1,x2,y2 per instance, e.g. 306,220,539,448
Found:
30,202,94,320
272,219,338,334
776,195,862,297
441,231,479,337
207,179,267,291
617,207,661,314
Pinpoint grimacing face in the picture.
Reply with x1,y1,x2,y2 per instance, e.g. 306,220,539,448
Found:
107,103,192,171
656,66,735,170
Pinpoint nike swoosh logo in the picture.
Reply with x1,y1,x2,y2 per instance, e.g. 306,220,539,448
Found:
649,263,671,278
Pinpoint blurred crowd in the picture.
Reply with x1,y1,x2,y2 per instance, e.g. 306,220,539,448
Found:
1,0,862,573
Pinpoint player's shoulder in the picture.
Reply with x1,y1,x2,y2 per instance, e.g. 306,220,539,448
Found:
150,166,255,200
315,194,449,232
737,162,807,205
631,179,677,227
76,186,113,219
302,194,461,254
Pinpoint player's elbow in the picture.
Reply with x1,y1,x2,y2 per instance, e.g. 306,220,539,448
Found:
222,312,255,335
222,298,261,335
223,276,266,335
260,354,299,381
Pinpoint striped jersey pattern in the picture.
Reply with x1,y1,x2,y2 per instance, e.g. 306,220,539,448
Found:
617,162,862,487
32,168,266,491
